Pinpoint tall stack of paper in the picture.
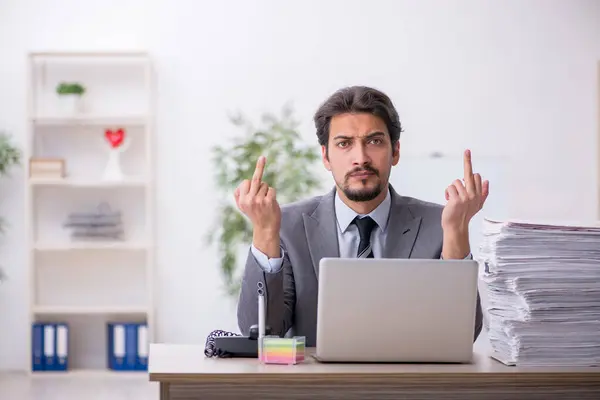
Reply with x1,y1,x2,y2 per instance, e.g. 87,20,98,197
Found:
478,218,600,366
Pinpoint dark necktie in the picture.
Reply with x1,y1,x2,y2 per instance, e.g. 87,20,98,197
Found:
353,216,377,258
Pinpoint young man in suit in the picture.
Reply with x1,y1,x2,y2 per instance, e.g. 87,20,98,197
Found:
234,86,489,346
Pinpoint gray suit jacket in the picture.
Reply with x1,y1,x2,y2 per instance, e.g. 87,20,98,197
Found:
237,185,483,347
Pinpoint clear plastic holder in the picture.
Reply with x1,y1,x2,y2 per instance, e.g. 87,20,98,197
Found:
259,335,306,365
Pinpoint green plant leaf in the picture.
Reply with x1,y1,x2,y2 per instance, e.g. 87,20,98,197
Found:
0,132,20,237
56,82,85,95
0,133,21,176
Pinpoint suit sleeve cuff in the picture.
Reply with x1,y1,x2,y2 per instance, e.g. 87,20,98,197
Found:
251,244,284,273
440,252,473,260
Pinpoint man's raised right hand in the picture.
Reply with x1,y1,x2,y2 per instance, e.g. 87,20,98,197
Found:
234,156,281,258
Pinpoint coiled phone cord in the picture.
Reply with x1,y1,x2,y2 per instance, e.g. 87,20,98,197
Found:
204,329,242,358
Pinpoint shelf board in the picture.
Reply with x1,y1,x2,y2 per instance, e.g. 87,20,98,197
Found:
33,241,148,251
33,306,148,315
31,115,148,126
30,50,149,58
31,369,148,379
29,177,148,188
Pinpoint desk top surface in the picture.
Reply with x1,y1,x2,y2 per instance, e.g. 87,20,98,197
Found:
148,344,600,383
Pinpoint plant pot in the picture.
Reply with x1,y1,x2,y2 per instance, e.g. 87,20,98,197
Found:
57,94,84,115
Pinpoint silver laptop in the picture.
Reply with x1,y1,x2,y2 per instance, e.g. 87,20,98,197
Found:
315,257,479,363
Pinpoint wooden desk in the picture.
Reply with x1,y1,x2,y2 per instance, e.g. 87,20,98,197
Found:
148,344,600,400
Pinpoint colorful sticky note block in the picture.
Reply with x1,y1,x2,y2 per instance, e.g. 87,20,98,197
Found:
260,336,305,364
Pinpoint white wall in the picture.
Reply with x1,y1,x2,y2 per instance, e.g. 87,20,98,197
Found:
1,0,599,370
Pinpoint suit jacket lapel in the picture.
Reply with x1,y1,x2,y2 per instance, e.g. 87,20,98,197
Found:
303,188,340,280
383,186,423,258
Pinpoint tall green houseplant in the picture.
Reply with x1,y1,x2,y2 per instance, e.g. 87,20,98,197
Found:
208,104,322,296
0,132,22,284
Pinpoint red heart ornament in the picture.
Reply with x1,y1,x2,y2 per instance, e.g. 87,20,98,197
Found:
105,128,125,148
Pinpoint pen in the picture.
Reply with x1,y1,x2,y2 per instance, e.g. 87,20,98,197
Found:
258,287,265,360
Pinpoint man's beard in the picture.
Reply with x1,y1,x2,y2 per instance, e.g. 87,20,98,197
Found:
340,165,383,202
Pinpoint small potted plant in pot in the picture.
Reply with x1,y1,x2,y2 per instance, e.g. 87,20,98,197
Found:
56,82,86,115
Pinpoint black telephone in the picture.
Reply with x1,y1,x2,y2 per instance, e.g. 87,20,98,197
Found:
205,282,272,358
204,324,273,358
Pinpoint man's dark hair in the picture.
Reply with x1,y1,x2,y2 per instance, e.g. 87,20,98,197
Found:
313,86,403,151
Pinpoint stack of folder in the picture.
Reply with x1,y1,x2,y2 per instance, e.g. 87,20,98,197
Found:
107,322,148,371
32,323,69,371
478,218,600,366
31,322,148,371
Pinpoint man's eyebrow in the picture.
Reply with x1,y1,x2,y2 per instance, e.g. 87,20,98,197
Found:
333,134,353,140
333,131,386,141
365,131,386,138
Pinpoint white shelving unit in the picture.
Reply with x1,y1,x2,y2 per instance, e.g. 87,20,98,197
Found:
25,51,155,376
